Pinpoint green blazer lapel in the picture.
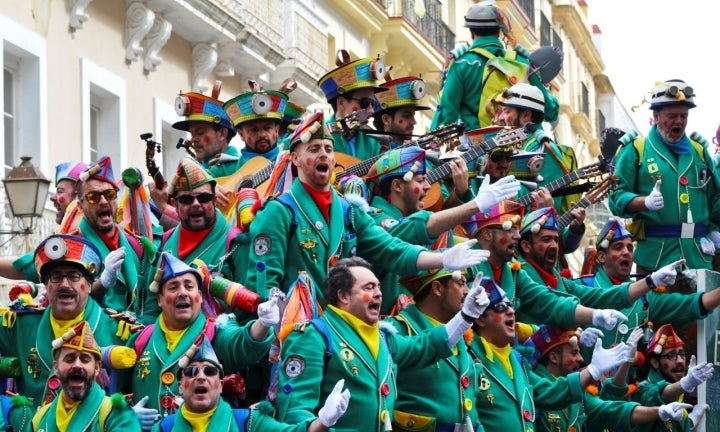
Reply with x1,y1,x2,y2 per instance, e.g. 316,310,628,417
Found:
36,311,60,377
327,190,345,259
481,346,518,402
290,181,332,253
35,398,60,432
206,399,236,430
325,310,378,379
117,232,140,291
403,305,461,371
151,315,207,370
65,383,106,431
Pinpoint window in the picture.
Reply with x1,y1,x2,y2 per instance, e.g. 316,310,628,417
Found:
3,68,15,175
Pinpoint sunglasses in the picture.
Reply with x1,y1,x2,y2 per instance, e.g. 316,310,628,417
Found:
489,152,513,163
181,365,221,378
489,300,513,313
83,189,118,204
349,96,375,110
176,193,215,205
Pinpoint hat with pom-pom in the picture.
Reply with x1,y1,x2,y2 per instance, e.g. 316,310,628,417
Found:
460,200,524,238
528,325,582,360
55,161,88,187
318,49,388,102
173,83,236,139
474,276,507,309
79,156,117,189
646,324,685,356
149,252,202,294
34,234,102,282
288,112,334,151
399,268,464,297
102,345,138,370
366,146,426,187
52,321,101,359
520,207,559,238
177,336,224,376
168,158,216,197
596,218,632,250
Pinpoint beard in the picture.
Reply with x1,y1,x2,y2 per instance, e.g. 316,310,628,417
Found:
60,368,95,401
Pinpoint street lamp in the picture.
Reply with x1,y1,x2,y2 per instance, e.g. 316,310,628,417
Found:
2,156,50,235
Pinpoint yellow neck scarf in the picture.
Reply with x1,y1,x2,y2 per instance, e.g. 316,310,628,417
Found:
481,336,513,378
181,404,217,432
328,305,380,360
49,312,85,339
55,393,80,432
159,314,189,352
425,314,458,356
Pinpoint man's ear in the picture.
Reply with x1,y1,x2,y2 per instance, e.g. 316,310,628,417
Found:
430,280,444,298
520,238,532,255
596,250,607,265
649,357,660,371
391,178,404,194
548,350,560,366
381,113,393,130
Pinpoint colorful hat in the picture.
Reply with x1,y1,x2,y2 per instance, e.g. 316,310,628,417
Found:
317,50,388,102
288,112,334,151
366,146,426,186
375,76,430,111
649,79,696,110
520,207,559,237
79,156,117,188
51,321,101,358
149,252,202,294
399,268,464,297
283,101,307,129
462,125,507,149
529,325,582,360
178,336,224,375
596,218,632,250
477,276,507,308
508,151,545,180
34,234,102,281
461,200,524,238
646,324,685,356
173,86,236,138
223,90,289,128
55,161,88,187
168,158,216,197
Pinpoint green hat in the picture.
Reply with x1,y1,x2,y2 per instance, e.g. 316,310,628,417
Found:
224,90,289,127
168,158,216,197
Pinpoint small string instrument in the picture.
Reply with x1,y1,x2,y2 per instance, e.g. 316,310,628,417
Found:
140,132,166,189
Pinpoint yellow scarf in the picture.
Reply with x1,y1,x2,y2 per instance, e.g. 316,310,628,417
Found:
55,394,80,432
159,314,189,352
480,337,513,378
328,305,380,360
49,312,85,338
425,314,458,356
181,404,217,432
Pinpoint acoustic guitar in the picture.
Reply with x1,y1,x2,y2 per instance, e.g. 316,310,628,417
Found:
557,174,616,230
214,156,273,220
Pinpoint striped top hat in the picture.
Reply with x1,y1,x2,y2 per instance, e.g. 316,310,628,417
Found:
461,200,524,238
34,234,102,281
173,81,236,138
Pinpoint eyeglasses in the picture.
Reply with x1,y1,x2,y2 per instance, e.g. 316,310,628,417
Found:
176,193,215,205
489,152,514,163
659,350,687,361
349,96,375,110
48,271,84,284
82,189,118,204
181,365,221,378
489,300,513,313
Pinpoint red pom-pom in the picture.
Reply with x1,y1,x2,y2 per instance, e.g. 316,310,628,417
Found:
559,268,573,279
222,373,246,396
251,199,263,216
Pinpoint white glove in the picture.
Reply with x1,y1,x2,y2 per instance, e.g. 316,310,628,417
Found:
710,231,720,249
658,402,693,422
591,309,628,331
644,180,664,211
587,339,627,380
463,277,491,319
650,259,685,287
318,379,350,427
442,239,490,271
473,174,520,211
257,296,280,327
689,403,710,430
680,355,715,393
701,237,716,255
132,395,160,431
622,327,644,364
579,328,604,348
100,247,126,288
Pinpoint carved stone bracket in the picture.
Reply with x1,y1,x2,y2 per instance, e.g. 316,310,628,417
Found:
125,1,155,62
192,43,218,93
215,41,237,77
142,15,172,72
68,0,94,32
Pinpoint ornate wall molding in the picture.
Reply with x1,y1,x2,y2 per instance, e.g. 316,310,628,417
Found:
142,15,172,72
191,43,218,93
125,1,155,62
67,0,94,32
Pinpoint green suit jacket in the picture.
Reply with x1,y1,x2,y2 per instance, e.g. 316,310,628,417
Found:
631,369,693,432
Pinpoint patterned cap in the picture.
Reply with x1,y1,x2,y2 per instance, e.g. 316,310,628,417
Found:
317,50,388,102
520,207,559,237
596,218,632,250
462,125,506,148
461,200,524,238
477,276,507,308
508,151,545,180
288,112,334,151
649,79,696,110
168,158,216,197
178,336,224,377
529,325,582,360
55,161,88,187
646,324,685,356
399,268,464,297
173,89,236,138
375,76,430,111
223,90,289,127
79,156,117,188
34,234,102,281
366,146,426,187
51,321,101,358
283,101,307,128
150,252,202,294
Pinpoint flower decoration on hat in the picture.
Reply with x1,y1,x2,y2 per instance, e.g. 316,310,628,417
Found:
317,49,388,102
167,158,216,197
223,79,290,128
520,207,559,237
177,336,224,376
55,161,88,187
461,200,524,238
375,76,430,112
51,321,101,358
288,112,333,151
596,218,632,250
399,267,464,297
34,234,102,281
646,324,685,356
366,147,427,189
149,252,203,294
79,156,117,189
173,81,236,138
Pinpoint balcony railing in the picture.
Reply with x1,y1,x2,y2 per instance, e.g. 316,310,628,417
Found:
386,0,455,52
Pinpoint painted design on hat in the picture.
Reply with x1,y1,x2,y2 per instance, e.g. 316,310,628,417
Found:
366,147,426,187
178,336,223,374
167,158,216,197
55,161,88,187
399,267,464,297
646,324,685,356
224,79,290,127
172,81,236,137
288,112,333,150
52,321,101,358
461,200,524,237
596,218,632,250
149,252,202,294
520,207,559,237
34,234,102,280
79,156,117,188
376,76,430,111
317,49,388,102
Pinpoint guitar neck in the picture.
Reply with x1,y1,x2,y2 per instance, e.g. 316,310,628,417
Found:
244,163,275,189
425,139,498,185
557,197,591,230
516,170,584,207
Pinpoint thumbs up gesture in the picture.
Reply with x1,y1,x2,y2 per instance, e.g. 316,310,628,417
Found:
644,180,664,211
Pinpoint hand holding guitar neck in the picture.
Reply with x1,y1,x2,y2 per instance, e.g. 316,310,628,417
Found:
330,110,373,139
176,137,197,160
140,132,166,189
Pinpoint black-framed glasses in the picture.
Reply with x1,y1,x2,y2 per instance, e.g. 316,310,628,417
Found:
489,152,514,163
489,300,513,313
83,189,118,204
176,193,215,205
48,271,84,284
181,365,221,378
659,350,687,361
349,96,375,110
